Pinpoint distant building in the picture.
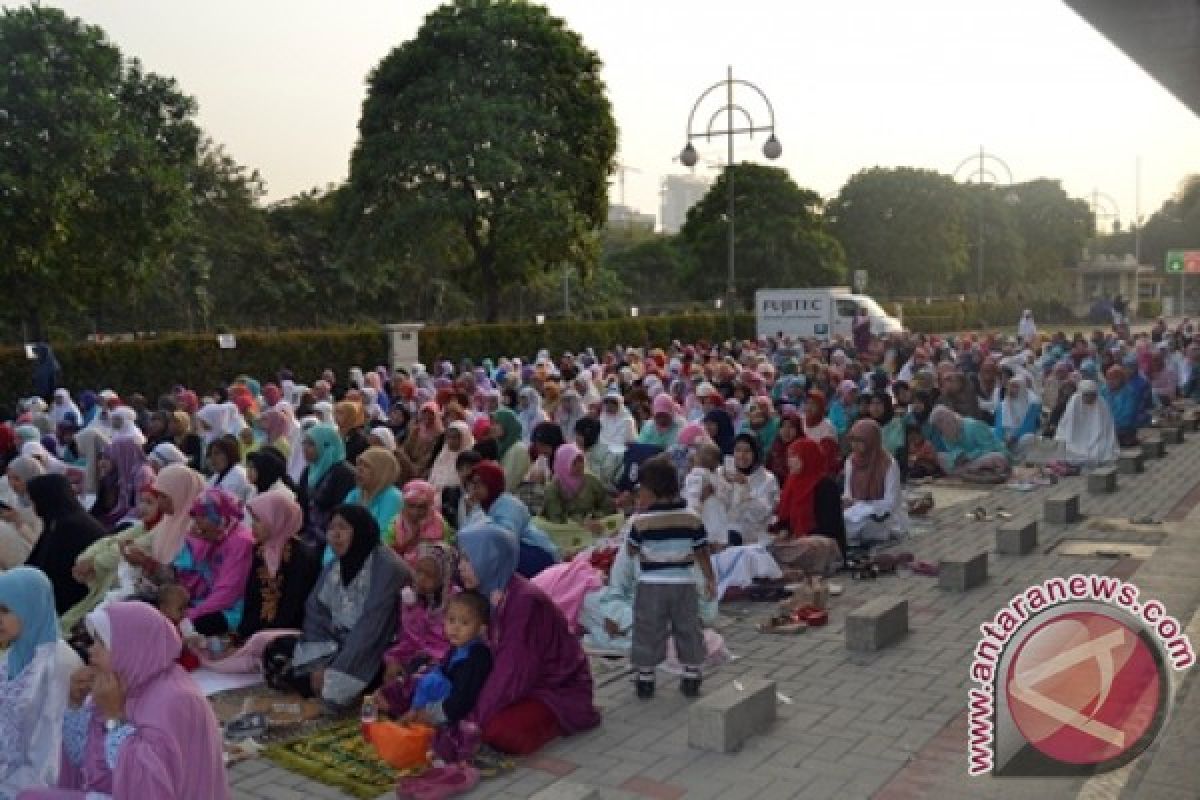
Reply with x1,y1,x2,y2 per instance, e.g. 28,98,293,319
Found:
1071,251,1163,316
607,203,656,232
660,174,712,234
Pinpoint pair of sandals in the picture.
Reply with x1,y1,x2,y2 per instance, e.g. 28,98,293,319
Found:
224,712,269,742
396,764,480,800
846,552,939,579
759,605,828,634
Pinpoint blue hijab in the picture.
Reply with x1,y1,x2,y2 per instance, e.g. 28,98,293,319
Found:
457,522,519,600
304,424,346,488
0,567,59,679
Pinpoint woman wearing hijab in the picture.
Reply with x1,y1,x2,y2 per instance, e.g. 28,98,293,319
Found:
169,411,204,473
24,474,106,614
516,387,547,444
238,492,320,639
700,407,736,457
1018,309,1038,344
463,461,559,578
573,417,621,492
1055,379,1119,466
429,420,473,493
89,437,155,530
638,394,683,449
993,376,1043,457
32,602,229,799
341,447,403,551
0,456,45,570
296,426,357,547
841,419,908,547
740,396,780,452
0,568,81,797
554,389,585,444
258,408,294,463
709,433,780,546
263,505,408,708
929,406,1011,481
51,389,82,432
597,390,637,454
456,523,599,755
1101,366,1141,447
245,446,294,501
203,435,251,505
773,438,845,547
490,407,530,493
940,371,983,422
866,391,906,456
173,487,255,638
764,411,802,486
333,401,370,466
535,444,619,552
391,479,450,564
399,402,443,481
828,380,859,438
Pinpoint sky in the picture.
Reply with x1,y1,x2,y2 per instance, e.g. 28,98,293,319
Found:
16,0,1200,233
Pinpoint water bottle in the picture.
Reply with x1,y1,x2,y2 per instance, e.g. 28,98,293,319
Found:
360,695,378,725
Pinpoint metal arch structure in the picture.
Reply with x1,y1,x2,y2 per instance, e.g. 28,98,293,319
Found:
1088,189,1122,234
953,146,1016,300
679,66,782,336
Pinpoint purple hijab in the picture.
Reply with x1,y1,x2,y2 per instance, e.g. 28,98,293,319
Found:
97,437,151,527
458,525,600,735
35,603,229,799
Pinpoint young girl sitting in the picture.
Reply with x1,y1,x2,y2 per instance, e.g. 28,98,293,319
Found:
900,422,943,482
383,590,493,764
377,543,456,699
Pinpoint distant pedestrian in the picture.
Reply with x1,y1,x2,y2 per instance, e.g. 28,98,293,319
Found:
1017,309,1037,344
31,343,61,401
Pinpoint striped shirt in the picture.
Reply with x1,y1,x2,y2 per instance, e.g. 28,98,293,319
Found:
628,499,708,585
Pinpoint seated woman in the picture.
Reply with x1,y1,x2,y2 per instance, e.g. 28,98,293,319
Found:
1054,380,1120,466
428,420,473,497
929,406,1011,482
764,411,803,487
64,465,207,634
296,426,356,548
89,438,155,531
701,408,735,457
841,419,909,548
24,475,106,615
238,492,320,639
867,391,906,456
0,568,81,798
573,417,621,492
536,444,619,552
801,390,841,476
1101,366,1142,447
740,396,781,453
828,380,859,438
490,408,529,493
456,523,600,755
398,402,443,483
993,377,1042,459
174,487,255,640
709,434,779,546
768,438,845,575
341,447,402,551
263,505,408,709
204,434,252,505
638,395,683,449
24,602,228,799
245,446,294,500
334,401,370,466
0,456,45,570
463,461,559,578
391,480,451,564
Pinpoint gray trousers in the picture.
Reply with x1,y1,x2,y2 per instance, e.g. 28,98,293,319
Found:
631,581,705,672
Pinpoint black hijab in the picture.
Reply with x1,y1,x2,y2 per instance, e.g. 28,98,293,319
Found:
870,390,895,426
704,409,736,456
574,416,601,450
247,446,292,494
733,432,761,475
25,474,106,613
330,503,380,586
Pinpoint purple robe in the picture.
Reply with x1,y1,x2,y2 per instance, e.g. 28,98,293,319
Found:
471,575,600,734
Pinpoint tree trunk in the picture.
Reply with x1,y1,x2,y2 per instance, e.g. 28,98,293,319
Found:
480,250,499,323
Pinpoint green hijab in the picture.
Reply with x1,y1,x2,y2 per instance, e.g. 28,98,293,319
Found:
305,424,346,488
491,407,522,458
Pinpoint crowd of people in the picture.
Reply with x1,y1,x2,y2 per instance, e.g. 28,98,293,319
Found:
0,311,1194,797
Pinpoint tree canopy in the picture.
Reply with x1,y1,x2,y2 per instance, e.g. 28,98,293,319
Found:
338,0,618,321
679,163,845,305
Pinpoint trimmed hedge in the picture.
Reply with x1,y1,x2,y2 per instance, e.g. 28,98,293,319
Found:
0,314,756,403
888,298,1075,332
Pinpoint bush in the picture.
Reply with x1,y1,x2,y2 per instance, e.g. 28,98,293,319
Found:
889,298,1075,332
0,313,758,404
1136,299,1162,319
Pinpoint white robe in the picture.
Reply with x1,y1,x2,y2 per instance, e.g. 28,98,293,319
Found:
842,458,908,545
1055,394,1119,465
0,640,81,797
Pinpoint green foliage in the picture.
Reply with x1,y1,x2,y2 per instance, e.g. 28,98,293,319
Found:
827,167,969,296
338,0,618,322
0,6,199,337
679,164,845,305
895,298,1075,332
603,235,692,308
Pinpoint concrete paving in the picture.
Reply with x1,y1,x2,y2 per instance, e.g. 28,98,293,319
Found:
231,431,1200,800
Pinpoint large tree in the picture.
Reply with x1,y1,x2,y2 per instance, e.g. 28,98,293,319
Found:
339,0,617,322
0,6,199,338
826,167,968,297
679,164,845,305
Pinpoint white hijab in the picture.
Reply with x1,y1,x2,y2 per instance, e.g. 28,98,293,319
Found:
1055,382,1118,464
50,389,82,429
999,377,1039,434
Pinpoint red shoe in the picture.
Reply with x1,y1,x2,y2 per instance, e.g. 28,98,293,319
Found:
795,606,828,627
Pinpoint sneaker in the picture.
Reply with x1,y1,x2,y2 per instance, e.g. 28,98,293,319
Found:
680,677,701,698
636,680,655,699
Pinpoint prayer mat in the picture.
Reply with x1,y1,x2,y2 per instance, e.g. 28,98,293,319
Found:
209,686,331,744
264,719,422,799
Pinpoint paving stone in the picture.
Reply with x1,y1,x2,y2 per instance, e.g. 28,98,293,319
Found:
938,552,988,591
1044,492,1080,524
1143,434,1166,459
995,520,1037,555
846,596,908,652
688,676,777,753
1087,466,1118,493
530,781,603,800
1162,425,1185,444
1119,449,1145,473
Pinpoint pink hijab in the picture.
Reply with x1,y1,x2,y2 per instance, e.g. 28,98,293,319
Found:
147,465,206,564
95,602,229,798
553,443,585,498
246,492,303,577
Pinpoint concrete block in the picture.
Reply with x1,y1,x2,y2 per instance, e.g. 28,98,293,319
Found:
1161,425,1184,444
1087,466,1118,494
688,676,777,753
1184,411,1200,431
1044,492,1080,525
846,595,908,652
1142,435,1165,459
1117,449,1144,474
996,520,1038,555
939,552,988,591
531,782,602,800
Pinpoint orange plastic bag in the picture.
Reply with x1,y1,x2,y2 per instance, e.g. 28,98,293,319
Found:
364,721,434,770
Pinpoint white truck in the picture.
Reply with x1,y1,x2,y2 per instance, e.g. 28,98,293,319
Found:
755,287,904,341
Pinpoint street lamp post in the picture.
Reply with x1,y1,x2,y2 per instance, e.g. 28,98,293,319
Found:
680,66,782,339
953,147,1014,302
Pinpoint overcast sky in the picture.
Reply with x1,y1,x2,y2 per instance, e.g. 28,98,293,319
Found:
18,1,1200,233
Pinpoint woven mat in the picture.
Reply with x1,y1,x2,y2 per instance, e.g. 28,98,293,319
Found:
264,719,422,799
